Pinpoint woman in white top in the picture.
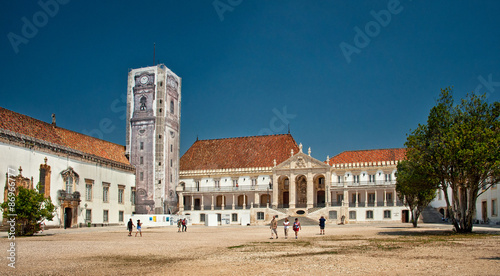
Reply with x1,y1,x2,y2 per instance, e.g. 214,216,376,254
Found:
283,218,290,239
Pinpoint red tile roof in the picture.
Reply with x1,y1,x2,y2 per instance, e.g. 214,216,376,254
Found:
180,134,299,171
0,107,130,165
329,148,406,165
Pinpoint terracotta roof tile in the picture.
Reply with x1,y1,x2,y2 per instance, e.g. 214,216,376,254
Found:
0,107,130,165
180,134,299,171
329,148,406,165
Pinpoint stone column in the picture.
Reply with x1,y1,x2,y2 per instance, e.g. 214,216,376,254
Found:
243,194,246,210
179,192,184,212
374,190,377,207
272,174,279,208
326,171,331,207
384,189,387,207
191,195,194,211
232,194,235,210
307,172,313,209
393,188,397,206
365,190,368,206
222,195,225,210
355,190,358,207
290,173,296,209
211,195,214,210
255,192,260,207
201,195,204,211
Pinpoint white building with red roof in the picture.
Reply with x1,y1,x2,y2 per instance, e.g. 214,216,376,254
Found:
177,135,410,225
0,107,136,228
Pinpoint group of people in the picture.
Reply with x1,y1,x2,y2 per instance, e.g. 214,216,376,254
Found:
127,219,142,237
177,218,188,232
270,216,327,239
270,216,302,239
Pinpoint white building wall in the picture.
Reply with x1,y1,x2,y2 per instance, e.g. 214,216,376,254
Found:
0,142,135,227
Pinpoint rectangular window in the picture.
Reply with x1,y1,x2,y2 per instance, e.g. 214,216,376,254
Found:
384,210,391,219
385,174,392,182
492,199,498,216
118,185,124,204
103,183,110,203
171,144,173,152
329,210,337,220
353,175,360,183
251,179,257,186
65,177,73,194
366,210,373,219
319,178,325,185
200,213,206,222
170,159,173,167
140,142,144,150
232,213,238,222
214,180,220,188
131,188,136,205
337,176,341,183
86,209,92,222
140,172,144,181
337,194,344,203
233,179,238,187
349,211,356,220
85,180,93,201
369,175,376,183
119,211,124,222
368,193,375,204
103,210,109,222
140,156,143,165
257,212,264,220
39,168,46,196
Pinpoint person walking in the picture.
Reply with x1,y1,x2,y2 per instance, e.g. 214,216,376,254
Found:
283,218,290,239
135,219,142,237
319,216,326,235
270,215,278,239
127,219,135,236
293,218,301,239
177,218,182,232
182,218,187,232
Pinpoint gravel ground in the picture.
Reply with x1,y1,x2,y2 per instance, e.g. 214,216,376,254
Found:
1,223,499,276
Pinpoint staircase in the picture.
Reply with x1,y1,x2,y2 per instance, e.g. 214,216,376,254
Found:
421,206,444,223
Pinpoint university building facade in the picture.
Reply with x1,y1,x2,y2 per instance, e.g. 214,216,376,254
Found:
177,134,409,225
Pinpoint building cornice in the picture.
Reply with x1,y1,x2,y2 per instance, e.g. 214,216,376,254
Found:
0,128,135,173
180,167,273,177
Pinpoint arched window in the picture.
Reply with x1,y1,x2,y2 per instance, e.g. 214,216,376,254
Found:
170,101,174,114
140,97,147,111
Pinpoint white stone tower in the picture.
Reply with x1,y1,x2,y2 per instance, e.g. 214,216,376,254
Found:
126,64,181,214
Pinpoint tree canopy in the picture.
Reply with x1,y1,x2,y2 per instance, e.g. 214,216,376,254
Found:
1,186,55,236
396,160,438,227
405,88,500,233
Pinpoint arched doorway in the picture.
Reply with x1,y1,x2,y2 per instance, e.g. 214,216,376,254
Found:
314,175,326,207
278,176,289,208
237,195,247,208
296,175,307,208
216,195,225,208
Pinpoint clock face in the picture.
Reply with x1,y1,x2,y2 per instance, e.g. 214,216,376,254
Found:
140,76,148,84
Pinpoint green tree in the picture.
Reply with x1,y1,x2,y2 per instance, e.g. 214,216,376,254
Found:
1,186,55,236
405,88,500,233
396,160,438,227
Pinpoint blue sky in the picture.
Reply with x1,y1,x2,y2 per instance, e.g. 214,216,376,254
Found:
1,0,499,160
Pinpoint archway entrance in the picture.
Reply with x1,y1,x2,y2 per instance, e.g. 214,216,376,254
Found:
64,207,72,229
316,191,325,207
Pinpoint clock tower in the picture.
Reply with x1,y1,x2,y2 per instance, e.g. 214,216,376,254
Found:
126,64,181,214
